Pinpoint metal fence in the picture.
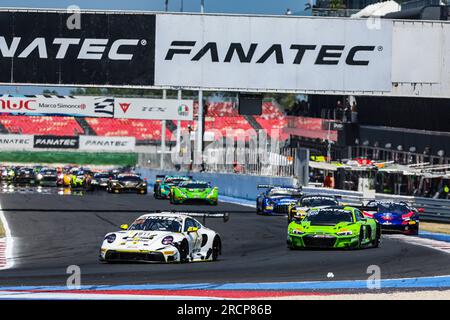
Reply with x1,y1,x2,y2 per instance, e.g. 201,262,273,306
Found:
137,146,297,177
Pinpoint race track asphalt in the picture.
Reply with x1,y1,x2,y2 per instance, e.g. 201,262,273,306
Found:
1,190,450,287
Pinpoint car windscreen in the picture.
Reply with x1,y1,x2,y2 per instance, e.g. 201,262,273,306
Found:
181,183,210,189
129,217,182,232
165,178,190,185
268,189,301,197
94,174,110,179
304,209,354,224
118,176,141,182
41,169,56,174
301,197,338,207
378,203,409,214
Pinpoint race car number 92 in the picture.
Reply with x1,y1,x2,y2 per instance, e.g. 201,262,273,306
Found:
221,304,272,316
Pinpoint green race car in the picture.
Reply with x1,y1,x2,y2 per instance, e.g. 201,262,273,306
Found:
170,181,218,205
154,175,192,199
287,206,381,249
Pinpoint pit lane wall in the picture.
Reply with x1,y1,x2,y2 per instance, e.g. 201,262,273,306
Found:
136,168,294,200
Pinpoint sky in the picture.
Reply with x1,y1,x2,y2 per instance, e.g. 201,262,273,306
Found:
1,0,309,15
0,0,311,95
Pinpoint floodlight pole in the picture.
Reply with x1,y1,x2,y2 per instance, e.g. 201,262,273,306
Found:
161,1,169,170
176,90,182,153
161,89,167,169
196,1,205,169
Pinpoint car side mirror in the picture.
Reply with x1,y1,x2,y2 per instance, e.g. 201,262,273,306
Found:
418,208,425,213
120,224,129,230
187,227,199,233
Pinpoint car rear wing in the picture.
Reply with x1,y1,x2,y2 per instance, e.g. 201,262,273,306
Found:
257,184,302,190
150,211,230,225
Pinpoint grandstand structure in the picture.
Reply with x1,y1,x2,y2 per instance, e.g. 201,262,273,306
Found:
0,100,336,146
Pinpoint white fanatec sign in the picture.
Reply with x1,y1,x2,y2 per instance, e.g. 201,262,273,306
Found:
79,136,136,152
0,134,34,151
114,97,193,121
155,15,393,92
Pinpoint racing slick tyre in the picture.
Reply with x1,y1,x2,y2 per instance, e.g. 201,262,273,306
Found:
355,226,365,249
407,223,419,236
177,239,189,263
372,224,382,248
212,236,222,261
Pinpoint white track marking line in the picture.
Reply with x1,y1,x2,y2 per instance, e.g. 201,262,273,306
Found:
385,234,450,255
0,203,15,270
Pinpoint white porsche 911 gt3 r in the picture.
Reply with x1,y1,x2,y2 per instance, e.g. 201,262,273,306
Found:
99,212,227,263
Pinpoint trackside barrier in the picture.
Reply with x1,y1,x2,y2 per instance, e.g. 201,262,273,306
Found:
136,168,294,201
136,168,450,223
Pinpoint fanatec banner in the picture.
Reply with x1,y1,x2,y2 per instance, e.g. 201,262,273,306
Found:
79,136,136,152
0,134,34,150
33,135,79,149
0,11,155,86
155,14,393,92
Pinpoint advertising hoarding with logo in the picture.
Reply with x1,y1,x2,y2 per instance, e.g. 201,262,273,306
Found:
79,136,136,152
0,11,155,86
154,14,393,92
0,134,34,151
114,98,193,120
33,135,79,149
0,95,115,117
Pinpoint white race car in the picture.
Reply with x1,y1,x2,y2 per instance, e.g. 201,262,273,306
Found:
99,212,228,263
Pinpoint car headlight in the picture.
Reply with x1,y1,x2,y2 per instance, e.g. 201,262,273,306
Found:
162,236,174,245
105,234,116,243
336,230,353,236
292,229,305,235
37,174,43,180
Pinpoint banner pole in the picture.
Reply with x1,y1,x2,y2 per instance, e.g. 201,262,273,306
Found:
160,90,167,169
176,90,182,154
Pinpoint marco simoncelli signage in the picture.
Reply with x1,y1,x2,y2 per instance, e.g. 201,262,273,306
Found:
0,10,155,86
155,14,392,92
0,95,114,117
114,98,193,120
33,135,79,149
0,134,34,150
79,136,135,152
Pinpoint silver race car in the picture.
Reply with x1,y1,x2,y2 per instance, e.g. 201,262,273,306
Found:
100,212,228,263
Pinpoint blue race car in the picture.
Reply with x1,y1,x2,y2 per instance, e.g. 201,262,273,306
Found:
256,185,303,215
362,200,421,235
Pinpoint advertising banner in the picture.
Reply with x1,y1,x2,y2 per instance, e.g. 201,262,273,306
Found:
0,11,155,86
33,135,79,149
79,136,136,152
155,14,392,92
0,95,114,117
114,98,193,120
0,134,34,150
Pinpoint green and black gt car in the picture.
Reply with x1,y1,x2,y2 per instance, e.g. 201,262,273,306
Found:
154,175,192,199
287,206,381,249
170,181,218,205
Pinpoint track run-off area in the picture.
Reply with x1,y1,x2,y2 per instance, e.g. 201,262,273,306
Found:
0,189,450,298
